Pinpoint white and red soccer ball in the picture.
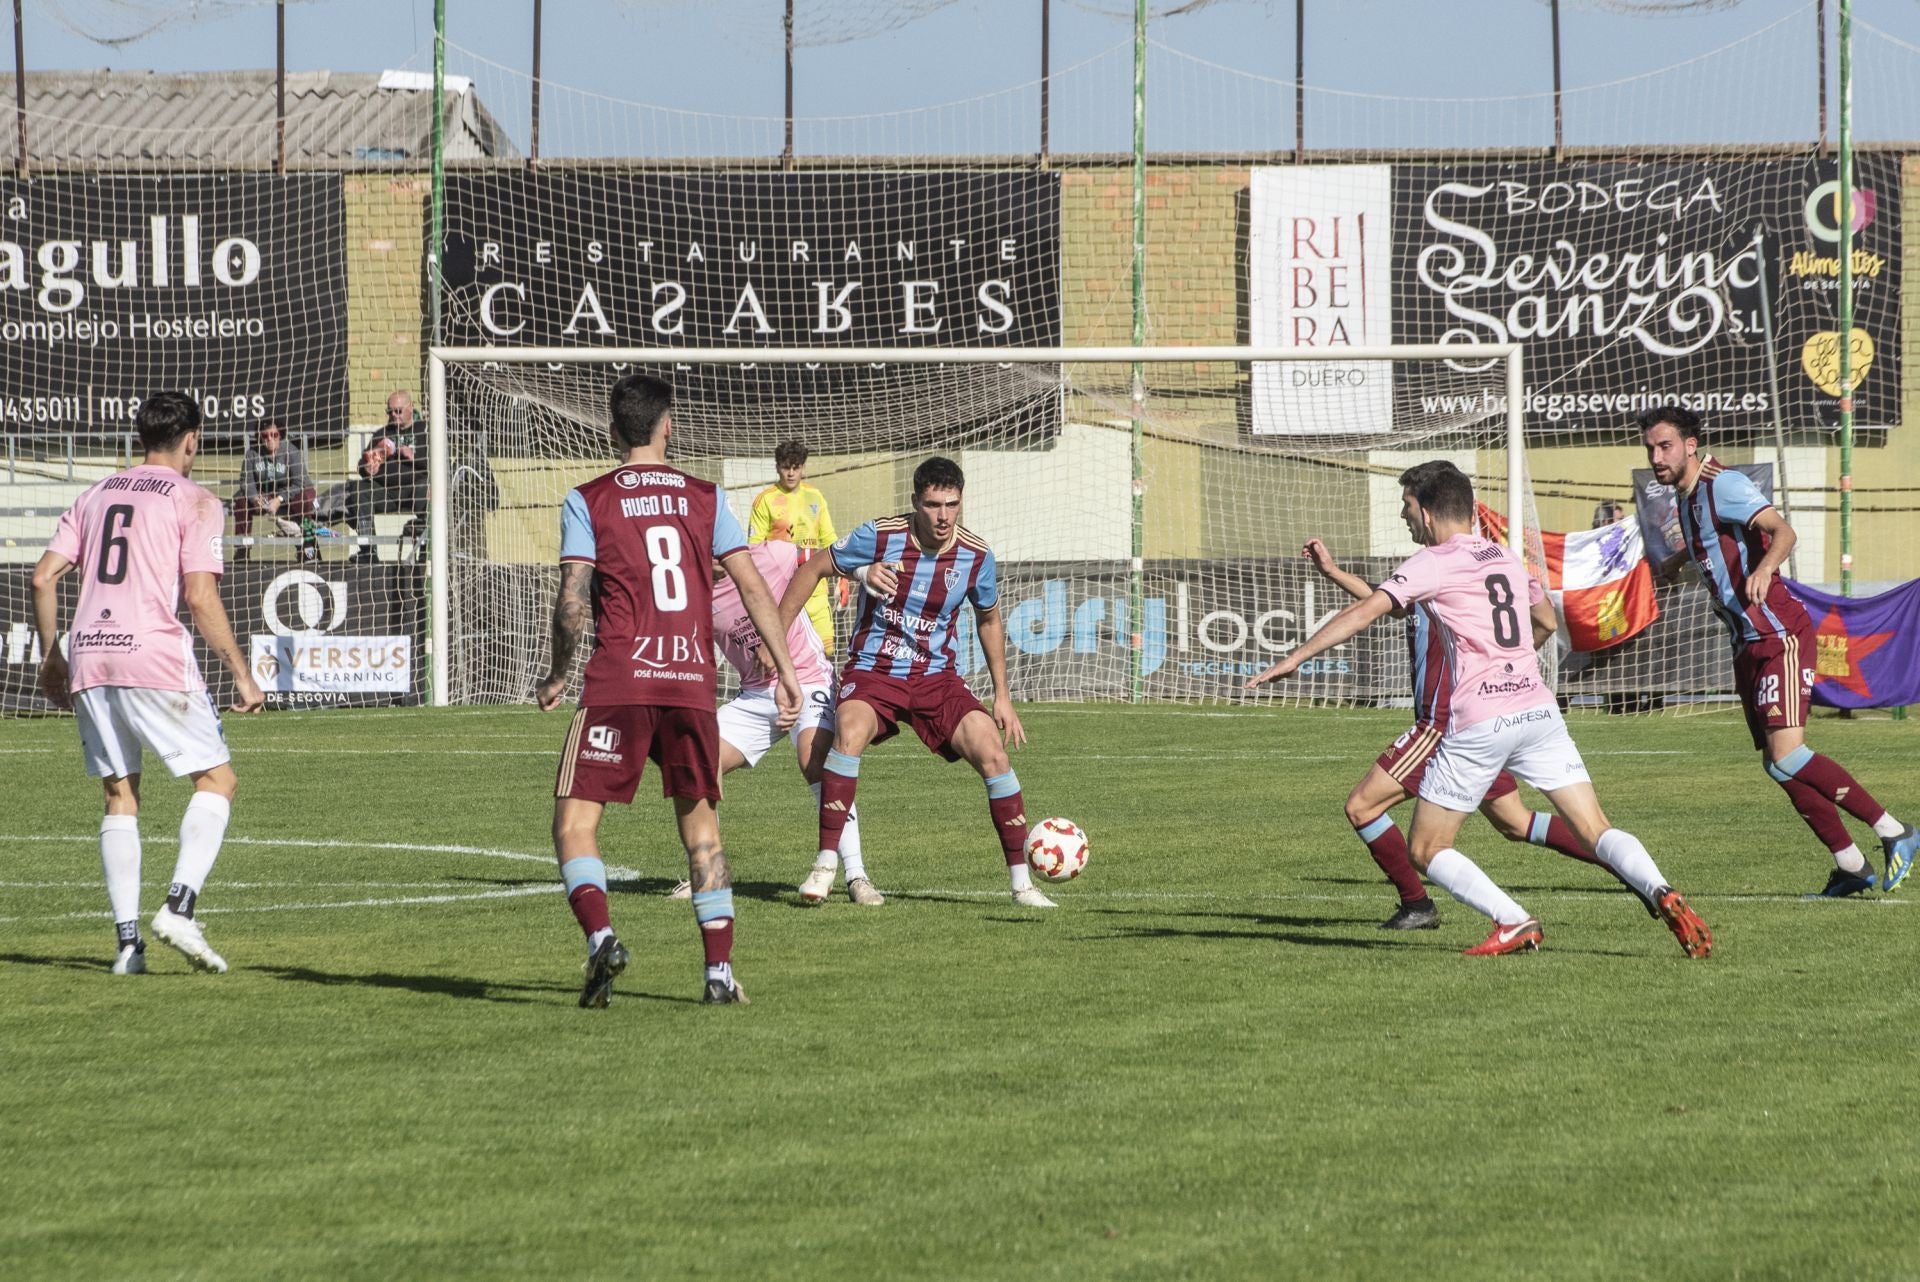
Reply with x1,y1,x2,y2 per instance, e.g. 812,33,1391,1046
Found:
1025,817,1089,883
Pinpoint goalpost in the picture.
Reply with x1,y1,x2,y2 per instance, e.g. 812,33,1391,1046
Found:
425,343,1528,709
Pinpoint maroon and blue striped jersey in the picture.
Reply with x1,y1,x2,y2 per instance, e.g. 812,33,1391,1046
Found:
829,516,998,677
1675,457,1810,647
1405,603,1457,729
558,463,747,708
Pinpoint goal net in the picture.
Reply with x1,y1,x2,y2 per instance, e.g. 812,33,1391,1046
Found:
429,345,1535,708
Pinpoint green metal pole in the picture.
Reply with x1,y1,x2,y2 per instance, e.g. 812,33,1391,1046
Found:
427,0,446,702
1836,0,1853,598
430,0,446,349
1128,0,1146,704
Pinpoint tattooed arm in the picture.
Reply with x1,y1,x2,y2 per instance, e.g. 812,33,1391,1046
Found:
536,561,594,711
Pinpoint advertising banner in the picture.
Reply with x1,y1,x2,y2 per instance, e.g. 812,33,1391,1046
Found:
1393,156,1901,432
0,562,421,712
0,175,349,442
957,558,1401,703
441,171,1063,450
1248,166,1395,435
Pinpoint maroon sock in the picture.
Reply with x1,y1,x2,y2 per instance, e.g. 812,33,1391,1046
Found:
988,791,1029,866
1793,753,1887,826
1355,817,1427,904
818,768,858,855
1777,776,1855,853
1540,815,1604,866
567,884,611,938
700,917,734,966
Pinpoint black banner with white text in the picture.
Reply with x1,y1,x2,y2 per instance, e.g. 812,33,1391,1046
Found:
0,175,349,442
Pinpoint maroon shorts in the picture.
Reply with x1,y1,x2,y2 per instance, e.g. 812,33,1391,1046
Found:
555,704,722,804
1734,624,1815,750
1376,721,1518,803
838,667,987,761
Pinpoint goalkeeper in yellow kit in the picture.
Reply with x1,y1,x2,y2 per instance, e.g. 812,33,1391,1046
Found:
749,440,839,654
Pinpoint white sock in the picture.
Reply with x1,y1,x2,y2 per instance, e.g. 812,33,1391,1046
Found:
1872,811,1906,840
1833,844,1872,876
706,960,733,984
100,815,142,928
807,783,842,873
1009,862,1034,892
1593,828,1668,902
171,791,232,901
840,803,864,871
1425,849,1529,925
587,926,613,955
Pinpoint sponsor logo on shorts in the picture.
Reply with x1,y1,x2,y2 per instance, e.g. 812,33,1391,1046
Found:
580,723,625,764
841,682,856,698
1494,707,1555,730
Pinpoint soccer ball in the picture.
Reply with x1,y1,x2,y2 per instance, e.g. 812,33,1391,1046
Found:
1026,818,1089,883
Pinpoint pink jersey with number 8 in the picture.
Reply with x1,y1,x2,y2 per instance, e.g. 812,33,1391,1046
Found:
1378,533,1552,733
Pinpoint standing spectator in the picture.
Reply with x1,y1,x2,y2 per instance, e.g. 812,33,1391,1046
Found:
230,419,316,562
346,390,428,564
749,440,838,653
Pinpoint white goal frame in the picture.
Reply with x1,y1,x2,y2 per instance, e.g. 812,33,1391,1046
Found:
424,343,1526,707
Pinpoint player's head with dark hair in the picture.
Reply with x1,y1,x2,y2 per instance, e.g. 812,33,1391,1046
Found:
1639,404,1704,488
912,456,965,499
609,374,673,450
1637,403,1702,447
1397,460,1475,524
137,391,203,454
909,456,966,546
774,439,809,470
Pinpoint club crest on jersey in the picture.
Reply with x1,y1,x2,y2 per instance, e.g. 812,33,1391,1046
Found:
944,566,962,591
615,470,641,490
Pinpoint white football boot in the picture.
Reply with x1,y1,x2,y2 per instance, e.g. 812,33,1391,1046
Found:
667,879,693,900
1011,886,1058,909
151,907,228,973
798,862,836,904
110,943,147,975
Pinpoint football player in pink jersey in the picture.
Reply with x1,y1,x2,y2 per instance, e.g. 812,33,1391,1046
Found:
1301,524,1651,931
537,374,800,1009
32,391,265,976
694,539,880,906
1248,461,1710,959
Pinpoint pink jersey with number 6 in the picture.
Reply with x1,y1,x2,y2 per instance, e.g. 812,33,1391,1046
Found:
1378,533,1551,733
46,463,226,695
711,541,833,690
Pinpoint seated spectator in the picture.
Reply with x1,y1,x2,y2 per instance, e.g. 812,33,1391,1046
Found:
231,418,316,562
346,389,428,564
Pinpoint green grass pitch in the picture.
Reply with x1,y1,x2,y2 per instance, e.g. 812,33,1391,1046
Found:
3,703,1917,1280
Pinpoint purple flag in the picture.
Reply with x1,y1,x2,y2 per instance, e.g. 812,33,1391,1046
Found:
1786,577,1920,710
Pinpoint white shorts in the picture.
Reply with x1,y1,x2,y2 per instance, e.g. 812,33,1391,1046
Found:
715,681,836,768
1417,704,1590,812
72,686,231,780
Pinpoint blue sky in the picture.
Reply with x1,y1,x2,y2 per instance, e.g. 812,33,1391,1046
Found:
16,0,1920,154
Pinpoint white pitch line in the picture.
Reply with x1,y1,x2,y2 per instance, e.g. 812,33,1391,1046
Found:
0,833,640,879
0,883,562,925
